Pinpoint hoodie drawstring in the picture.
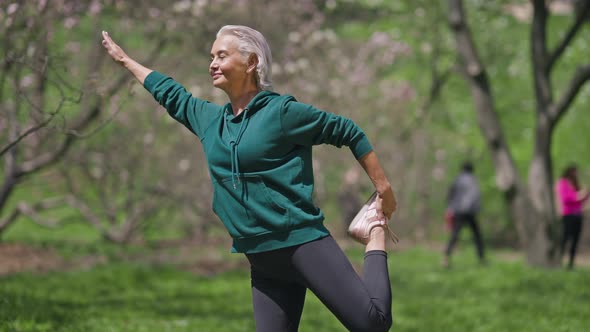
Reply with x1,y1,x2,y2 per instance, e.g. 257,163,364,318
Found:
225,108,249,189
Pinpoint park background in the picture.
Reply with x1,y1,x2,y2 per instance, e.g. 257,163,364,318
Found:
1,0,589,331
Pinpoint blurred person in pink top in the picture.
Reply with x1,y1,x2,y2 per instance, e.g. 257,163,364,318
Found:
555,165,590,269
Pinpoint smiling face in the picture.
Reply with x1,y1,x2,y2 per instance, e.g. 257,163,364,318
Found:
209,34,256,94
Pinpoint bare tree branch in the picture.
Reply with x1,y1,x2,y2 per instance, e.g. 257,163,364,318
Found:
0,197,66,233
546,1,590,71
0,208,20,233
67,36,168,138
550,64,590,124
15,200,62,228
396,4,452,140
0,111,58,156
531,0,552,108
15,35,168,177
448,0,503,148
0,53,77,158
397,66,452,140
63,195,106,232
17,123,80,176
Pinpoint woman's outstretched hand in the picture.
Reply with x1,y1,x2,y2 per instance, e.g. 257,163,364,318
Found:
100,30,153,84
101,31,129,65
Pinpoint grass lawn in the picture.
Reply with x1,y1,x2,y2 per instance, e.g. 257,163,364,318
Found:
1,245,588,332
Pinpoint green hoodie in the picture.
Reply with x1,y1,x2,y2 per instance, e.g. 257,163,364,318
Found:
144,71,373,253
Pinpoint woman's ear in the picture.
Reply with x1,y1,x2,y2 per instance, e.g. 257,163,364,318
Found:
247,54,258,74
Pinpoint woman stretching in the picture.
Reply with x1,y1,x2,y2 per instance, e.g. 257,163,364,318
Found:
102,25,398,331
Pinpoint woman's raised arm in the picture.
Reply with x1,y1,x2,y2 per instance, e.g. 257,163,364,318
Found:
101,31,153,85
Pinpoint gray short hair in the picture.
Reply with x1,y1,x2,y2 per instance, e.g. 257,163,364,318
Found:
217,25,273,91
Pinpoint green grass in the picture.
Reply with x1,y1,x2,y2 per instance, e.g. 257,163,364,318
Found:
1,246,588,332
388,248,589,332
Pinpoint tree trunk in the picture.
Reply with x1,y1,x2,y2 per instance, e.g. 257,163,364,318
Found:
525,0,590,266
525,126,559,266
0,176,17,232
447,0,531,247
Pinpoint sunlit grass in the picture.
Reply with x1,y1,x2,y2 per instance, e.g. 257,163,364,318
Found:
1,246,588,332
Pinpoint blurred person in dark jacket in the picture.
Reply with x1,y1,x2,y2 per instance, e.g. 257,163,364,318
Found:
443,161,485,267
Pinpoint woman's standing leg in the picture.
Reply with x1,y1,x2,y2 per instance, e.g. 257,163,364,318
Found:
249,265,307,332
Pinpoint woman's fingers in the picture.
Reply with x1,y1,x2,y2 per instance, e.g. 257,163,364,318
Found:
102,31,119,52
102,31,115,45
101,31,114,52
378,190,396,219
101,31,126,64
101,31,112,48
375,194,390,220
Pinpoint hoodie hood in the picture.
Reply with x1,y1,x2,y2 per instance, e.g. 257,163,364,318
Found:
223,90,281,189
223,90,280,118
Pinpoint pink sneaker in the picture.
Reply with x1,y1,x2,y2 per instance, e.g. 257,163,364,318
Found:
347,191,399,245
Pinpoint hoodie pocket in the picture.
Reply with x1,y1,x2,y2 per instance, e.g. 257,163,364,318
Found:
212,175,290,239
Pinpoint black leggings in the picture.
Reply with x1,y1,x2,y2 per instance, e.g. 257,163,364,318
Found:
561,214,583,267
245,235,392,332
445,213,485,260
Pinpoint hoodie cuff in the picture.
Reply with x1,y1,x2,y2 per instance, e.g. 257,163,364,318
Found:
143,71,168,94
351,135,373,160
